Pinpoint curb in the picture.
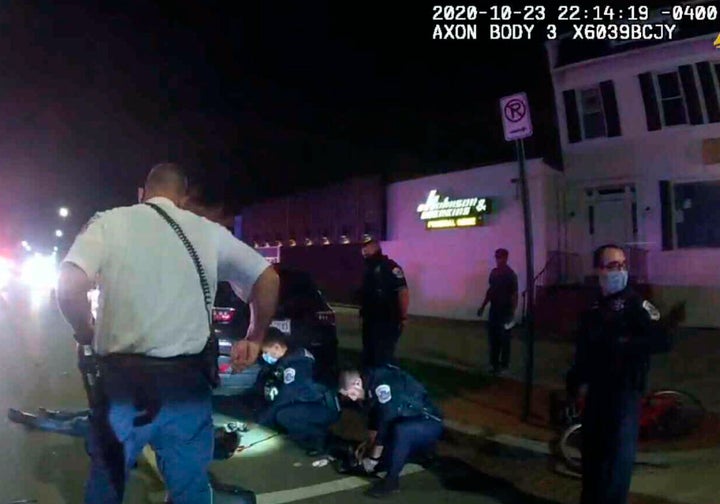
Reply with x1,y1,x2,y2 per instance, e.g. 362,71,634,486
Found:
443,419,719,467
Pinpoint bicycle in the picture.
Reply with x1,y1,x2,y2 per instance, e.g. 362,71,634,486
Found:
558,389,706,472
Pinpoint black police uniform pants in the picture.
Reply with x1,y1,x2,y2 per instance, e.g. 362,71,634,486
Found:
361,318,401,369
274,401,340,451
581,388,642,504
487,313,511,370
381,417,443,481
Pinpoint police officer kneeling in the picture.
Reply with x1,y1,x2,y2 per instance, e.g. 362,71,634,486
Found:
256,328,341,455
57,163,279,504
566,244,674,504
338,365,443,498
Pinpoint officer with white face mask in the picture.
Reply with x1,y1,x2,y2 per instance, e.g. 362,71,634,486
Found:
566,244,674,504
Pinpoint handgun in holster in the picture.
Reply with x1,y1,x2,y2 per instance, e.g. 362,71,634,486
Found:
77,344,105,409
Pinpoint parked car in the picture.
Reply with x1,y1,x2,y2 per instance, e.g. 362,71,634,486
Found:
213,265,338,386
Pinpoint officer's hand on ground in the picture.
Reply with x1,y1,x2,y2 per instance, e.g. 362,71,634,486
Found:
231,340,260,372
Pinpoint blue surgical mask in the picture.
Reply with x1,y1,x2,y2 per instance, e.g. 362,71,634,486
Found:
599,270,628,295
262,353,278,365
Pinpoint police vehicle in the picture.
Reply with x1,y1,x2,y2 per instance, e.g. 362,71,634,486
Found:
212,265,338,385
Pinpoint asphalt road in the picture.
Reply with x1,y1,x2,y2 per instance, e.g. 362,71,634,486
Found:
0,284,563,504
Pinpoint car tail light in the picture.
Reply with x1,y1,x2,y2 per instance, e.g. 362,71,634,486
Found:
212,307,236,324
316,310,335,325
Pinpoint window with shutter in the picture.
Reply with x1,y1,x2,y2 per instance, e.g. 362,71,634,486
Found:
696,61,720,123
578,87,607,139
655,71,688,126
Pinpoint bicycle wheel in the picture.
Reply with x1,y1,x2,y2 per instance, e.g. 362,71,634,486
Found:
645,389,705,439
559,423,583,472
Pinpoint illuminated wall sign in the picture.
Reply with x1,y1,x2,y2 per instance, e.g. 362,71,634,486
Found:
416,189,492,230
257,246,281,264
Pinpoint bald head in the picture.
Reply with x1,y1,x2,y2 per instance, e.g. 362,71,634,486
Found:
142,163,188,205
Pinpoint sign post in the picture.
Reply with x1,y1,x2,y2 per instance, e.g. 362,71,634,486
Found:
500,92,535,422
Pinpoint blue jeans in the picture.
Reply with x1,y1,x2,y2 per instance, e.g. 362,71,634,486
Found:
382,417,443,481
581,388,642,504
85,363,214,504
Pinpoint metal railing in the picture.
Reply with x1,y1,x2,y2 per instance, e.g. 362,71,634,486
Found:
520,251,582,322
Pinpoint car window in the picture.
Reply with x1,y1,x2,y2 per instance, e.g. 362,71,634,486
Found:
215,270,327,313
214,281,240,307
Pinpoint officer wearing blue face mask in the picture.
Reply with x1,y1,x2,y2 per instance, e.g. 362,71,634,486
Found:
566,244,674,504
256,328,340,455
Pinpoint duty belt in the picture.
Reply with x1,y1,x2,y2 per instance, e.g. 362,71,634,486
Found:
101,352,206,371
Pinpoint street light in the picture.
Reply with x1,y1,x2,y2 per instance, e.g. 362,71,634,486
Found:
59,207,70,218
55,229,64,238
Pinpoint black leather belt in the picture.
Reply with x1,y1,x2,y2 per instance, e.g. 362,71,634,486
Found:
101,352,205,370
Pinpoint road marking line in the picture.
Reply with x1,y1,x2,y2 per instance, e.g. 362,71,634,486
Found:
256,464,424,504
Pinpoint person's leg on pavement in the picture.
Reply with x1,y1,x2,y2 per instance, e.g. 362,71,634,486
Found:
487,316,501,373
84,406,126,504
373,320,401,367
606,389,642,504
275,402,338,453
499,326,511,371
580,392,614,504
368,417,443,497
151,371,215,504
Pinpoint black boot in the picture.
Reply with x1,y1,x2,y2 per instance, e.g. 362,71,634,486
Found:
365,477,400,498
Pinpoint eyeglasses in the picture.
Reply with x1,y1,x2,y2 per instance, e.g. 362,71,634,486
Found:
600,261,628,272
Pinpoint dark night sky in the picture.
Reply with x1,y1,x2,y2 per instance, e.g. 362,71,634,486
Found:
0,0,676,250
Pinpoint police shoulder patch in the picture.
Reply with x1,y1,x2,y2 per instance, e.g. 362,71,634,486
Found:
642,300,661,321
392,267,404,279
283,368,296,384
375,384,392,404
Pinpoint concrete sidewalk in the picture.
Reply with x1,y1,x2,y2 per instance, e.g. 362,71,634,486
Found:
334,306,720,504
334,306,720,414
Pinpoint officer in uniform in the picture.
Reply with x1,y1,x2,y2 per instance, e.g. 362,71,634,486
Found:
339,364,443,498
256,328,341,455
566,244,674,504
57,163,279,504
359,236,409,369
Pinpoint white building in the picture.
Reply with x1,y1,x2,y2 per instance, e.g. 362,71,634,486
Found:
381,160,561,321
546,24,720,327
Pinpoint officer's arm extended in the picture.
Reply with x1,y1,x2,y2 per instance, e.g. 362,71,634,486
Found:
218,227,279,343
246,268,280,342
622,297,675,355
57,215,106,345
367,387,394,457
